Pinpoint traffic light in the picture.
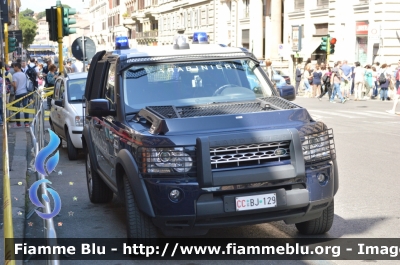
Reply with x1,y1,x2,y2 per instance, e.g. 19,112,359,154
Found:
320,35,330,53
62,7,77,36
330,38,337,54
46,7,58,42
8,37,17,52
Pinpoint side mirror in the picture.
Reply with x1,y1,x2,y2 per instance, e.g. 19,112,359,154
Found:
277,85,296,101
54,100,63,107
88,99,116,117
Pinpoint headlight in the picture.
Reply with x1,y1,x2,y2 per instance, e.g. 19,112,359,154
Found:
75,116,84,126
301,129,335,163
139,147,195,175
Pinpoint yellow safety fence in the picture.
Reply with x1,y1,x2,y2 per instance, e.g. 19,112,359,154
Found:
6,87,53,122
3,68,15,264
3,84,53,265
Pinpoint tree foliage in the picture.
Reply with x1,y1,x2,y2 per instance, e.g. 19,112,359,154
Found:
20,8,35,17
36,11,46,20
19,14,37,48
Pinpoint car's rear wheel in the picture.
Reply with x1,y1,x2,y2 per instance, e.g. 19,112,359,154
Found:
123,174,158,239
85,151,113,203
66,129,79,160
295,200,334,235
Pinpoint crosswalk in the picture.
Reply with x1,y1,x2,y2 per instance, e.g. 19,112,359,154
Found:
308,109,400,121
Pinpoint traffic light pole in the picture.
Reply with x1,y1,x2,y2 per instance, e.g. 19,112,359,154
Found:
56,1,64,74
327,37,330,65
4,23,8,62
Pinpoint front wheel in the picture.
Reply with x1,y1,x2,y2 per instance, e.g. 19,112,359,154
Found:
123,174,158,239
66,129,79,160
85,151,113,203
295,200,334,235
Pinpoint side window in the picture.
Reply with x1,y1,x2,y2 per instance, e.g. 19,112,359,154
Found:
60,81,65,100
54,80,61,100
105,64,116,110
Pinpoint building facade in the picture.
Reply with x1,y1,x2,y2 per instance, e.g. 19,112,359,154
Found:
87,0,285,62
35,17,49,44
284,0,400,78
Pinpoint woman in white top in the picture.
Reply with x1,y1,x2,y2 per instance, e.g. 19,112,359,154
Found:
353,62,366,101
303,64,312,97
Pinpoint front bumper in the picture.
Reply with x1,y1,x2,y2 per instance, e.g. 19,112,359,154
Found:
137,127,336,236
69,126,83,148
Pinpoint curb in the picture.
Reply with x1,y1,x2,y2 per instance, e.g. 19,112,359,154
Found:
9,127,29,265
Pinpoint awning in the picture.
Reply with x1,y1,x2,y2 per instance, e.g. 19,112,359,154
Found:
300,37,323,58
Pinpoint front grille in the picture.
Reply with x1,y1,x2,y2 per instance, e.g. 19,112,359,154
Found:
210,141,291,169
260,97,301,109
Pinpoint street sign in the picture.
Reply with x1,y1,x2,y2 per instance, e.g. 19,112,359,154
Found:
278,44,286,57
368,24,380,42
292,25,302,52
71,37,96,61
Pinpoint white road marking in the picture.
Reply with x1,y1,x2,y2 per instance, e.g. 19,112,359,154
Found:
338,110,391,119
308,110,357,118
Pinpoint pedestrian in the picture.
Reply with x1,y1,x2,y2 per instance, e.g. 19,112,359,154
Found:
386,81,400,114
303,64,312,97
329,62,346,104
46,64,59,87
371,66,379,99
353,62,365,101
25,58,39,90
71,60,83,73
378,63,390,101
395,60,400,90
295,64,302,95
11,62,29,127
340,60,352,99
304,58,312,72
364,65,373,99
318,65,332,101
311,64,322,98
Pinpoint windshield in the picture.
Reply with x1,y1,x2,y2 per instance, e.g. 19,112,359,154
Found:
122,59,274,112
67,78,87,103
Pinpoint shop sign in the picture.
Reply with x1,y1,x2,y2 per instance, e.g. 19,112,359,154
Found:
356,22,368,35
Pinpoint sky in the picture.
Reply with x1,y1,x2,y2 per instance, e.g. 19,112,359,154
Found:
20,0,89,13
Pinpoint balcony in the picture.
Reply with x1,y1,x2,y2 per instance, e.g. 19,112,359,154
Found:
135,30,159,45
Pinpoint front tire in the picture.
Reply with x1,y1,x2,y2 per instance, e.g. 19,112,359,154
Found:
66,129,79,160
85,151,113,203
295,200,334,235
123,174,158,239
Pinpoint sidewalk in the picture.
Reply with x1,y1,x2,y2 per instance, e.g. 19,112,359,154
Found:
1,125,30,265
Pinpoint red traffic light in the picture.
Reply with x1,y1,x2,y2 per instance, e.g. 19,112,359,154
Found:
330,38,337,45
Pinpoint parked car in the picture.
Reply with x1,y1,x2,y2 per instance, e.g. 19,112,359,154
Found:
274,69,291,85
49,72,87,160
259,62,291,85
83,36,338,239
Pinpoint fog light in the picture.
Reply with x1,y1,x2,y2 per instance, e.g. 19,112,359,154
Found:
317,173,326,183
169,189,181,201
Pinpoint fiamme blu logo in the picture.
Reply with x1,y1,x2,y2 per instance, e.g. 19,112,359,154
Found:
29,129,62,219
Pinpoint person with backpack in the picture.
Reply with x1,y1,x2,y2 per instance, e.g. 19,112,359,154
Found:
378,63,390,101
25,58,39,91
11,62,29,127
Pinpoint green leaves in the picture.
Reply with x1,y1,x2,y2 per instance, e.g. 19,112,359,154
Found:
19,14,37,48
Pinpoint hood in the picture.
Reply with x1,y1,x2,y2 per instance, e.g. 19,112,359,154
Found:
128,97,313,136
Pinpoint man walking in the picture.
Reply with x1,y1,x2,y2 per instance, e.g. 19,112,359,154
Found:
395,60,400,91
330,62,346,104
295,64,302,95
340,60,352,99
11,62,29,127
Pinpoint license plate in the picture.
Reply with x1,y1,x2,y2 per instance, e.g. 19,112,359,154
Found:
235,193,277,211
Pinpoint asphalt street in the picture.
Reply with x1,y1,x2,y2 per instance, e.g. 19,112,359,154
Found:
22,95,400,265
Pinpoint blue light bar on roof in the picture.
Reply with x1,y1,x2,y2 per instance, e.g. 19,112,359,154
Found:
192,32,209,44
115,36,130,50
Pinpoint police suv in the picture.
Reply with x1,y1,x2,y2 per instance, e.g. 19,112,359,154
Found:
83,34,339,238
